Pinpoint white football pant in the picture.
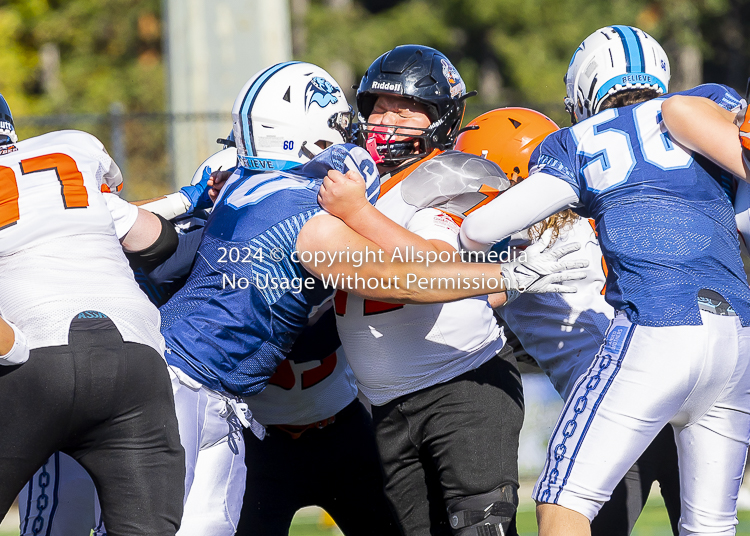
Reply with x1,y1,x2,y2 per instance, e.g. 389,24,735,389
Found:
170,366,248,536
534,311,750,536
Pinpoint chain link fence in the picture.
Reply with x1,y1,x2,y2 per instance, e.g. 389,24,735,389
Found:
15,108,232,202
12,101,569,202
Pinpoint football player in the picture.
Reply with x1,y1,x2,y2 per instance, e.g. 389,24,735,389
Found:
457,26,750,536
156,60,584,536
455,107,681,536
15,149,221,536
0,94,186,535
155,149,402,535
316,45,582,536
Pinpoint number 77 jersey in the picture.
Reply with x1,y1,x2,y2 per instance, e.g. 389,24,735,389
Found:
530,83,750,327
0,130,124,252
0,129,164,353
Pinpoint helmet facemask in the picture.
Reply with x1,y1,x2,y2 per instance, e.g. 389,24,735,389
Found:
357,117,434,167
356,96,466,168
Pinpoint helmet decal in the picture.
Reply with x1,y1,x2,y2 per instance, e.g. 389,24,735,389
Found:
305,77,341,110
441,58,466,98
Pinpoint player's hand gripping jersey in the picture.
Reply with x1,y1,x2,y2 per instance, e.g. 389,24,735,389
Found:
159,143,379,397
531,84,750,326
334,150,510,405
0,130,163,352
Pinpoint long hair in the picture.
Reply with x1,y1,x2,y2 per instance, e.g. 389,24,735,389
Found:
528,209,579,245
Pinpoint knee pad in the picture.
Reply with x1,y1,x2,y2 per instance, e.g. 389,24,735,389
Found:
446,484,518,536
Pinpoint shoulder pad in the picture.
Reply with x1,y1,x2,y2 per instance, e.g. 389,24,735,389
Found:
401,151,510,220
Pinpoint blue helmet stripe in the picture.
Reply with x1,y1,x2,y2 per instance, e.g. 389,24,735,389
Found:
238,61,300,157
612,26,644,74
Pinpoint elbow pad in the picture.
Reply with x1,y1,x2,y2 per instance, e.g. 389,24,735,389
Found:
125,214,179,271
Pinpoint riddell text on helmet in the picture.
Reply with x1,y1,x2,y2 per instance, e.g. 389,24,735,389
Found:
371,81,403,93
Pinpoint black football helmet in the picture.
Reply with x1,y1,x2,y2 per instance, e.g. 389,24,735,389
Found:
0,94,17,145
356,45,471,166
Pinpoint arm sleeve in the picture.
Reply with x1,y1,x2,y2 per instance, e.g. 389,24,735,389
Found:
147,226,205,286
103,192,139,239
0,318,30,366
460,173,580,251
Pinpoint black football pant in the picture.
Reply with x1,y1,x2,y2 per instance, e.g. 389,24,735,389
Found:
372,345,524,536
592,425,681,536
237,399,401,535
0,317,185,536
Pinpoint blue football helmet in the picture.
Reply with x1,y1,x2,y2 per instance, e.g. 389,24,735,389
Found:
0,94,18,145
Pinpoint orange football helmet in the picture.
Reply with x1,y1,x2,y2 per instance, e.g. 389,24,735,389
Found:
454,107,559,180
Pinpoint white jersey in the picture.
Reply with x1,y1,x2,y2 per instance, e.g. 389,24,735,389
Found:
335,171,505,406
244,348,357,425
0,130,163,354
498,218,614,399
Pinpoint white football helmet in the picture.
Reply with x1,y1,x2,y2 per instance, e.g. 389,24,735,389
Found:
189,147,237,186
231,62,352,171
565,26,670,123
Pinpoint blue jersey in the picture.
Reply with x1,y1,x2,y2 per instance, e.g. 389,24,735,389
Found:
160,144,380,396
530,84,750,327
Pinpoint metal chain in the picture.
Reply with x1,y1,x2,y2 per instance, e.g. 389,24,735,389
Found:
31,461,51,536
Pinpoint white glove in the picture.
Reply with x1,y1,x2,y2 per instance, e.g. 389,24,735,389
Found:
501,238,588,295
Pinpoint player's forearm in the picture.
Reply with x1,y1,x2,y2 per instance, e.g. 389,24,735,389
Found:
341,203,445,257
661,96,749,181
461,173,578,250
297,214,506,304
312,256,507,304
487,292,508,308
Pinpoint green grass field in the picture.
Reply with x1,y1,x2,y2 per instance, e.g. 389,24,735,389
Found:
283,495,750,536
2,496,749,536
284,496,750,536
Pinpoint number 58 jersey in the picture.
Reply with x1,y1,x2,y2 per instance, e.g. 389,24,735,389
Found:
0,130,164,353
531,84,750,326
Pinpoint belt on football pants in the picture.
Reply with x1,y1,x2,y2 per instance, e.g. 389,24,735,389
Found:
270,398,358,440
697,289,737,317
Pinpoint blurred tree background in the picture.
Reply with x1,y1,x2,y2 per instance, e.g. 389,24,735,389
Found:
300,0,750,126
0,0,747,196
0,0,166,199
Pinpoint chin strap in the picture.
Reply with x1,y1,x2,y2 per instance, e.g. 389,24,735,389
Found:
299,141,322,161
